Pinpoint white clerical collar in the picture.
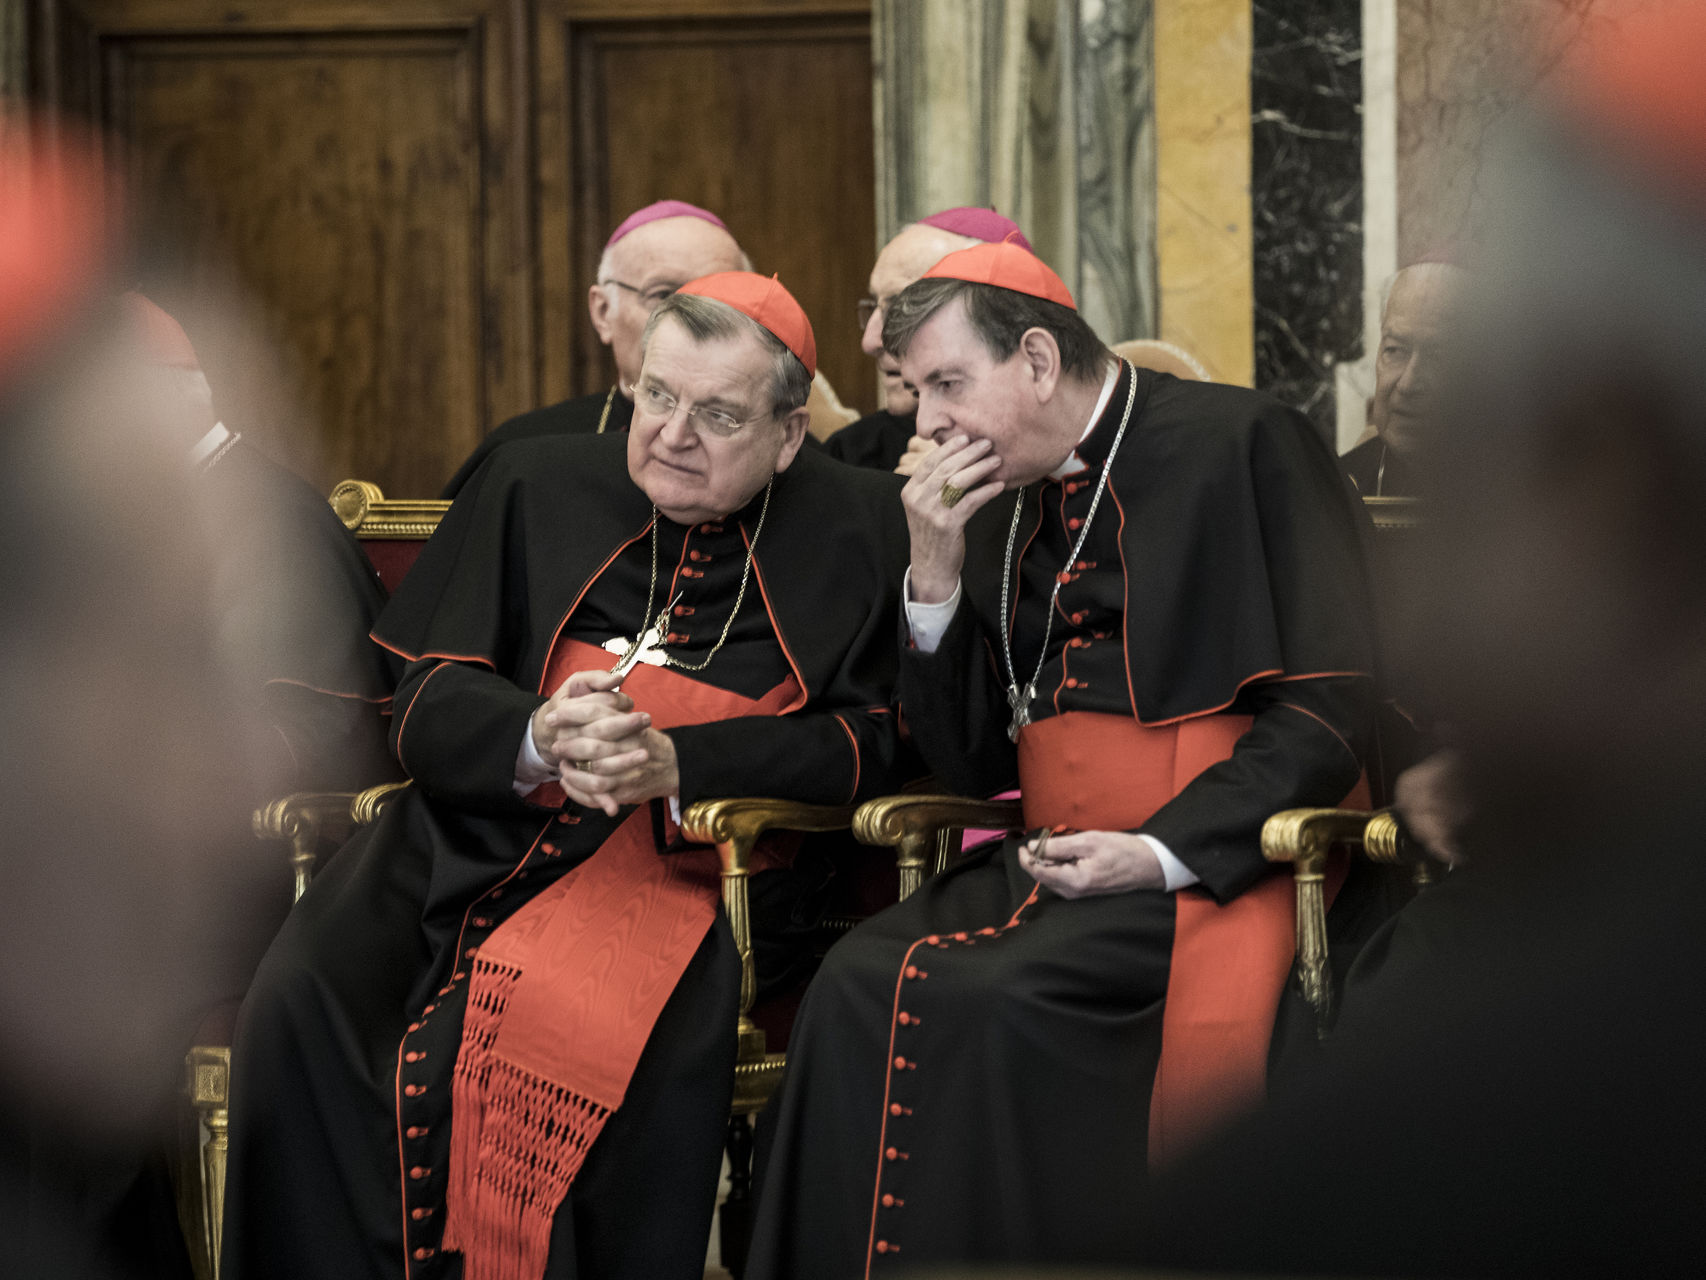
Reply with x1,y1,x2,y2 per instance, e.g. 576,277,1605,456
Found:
189,421,241,472
1049,359,1121,480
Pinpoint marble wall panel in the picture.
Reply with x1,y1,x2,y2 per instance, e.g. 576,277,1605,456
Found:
1249,0,1363,437
1395,0,1609,264
1154,0,1252,384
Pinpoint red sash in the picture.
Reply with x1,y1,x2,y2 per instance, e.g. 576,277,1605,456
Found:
1017,710,1363,1168
442,639,796,1280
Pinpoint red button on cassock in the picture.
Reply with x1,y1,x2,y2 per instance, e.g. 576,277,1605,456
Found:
403,1085,421,1097
890,1103,904,1116
876,1240,890,1253
885,1147,898,1161
406,1126,427,1138
897,1012,911,1026
1068,517,1083,530
414,1247,434,1260
882,1193,895,1207
412,1208,430,1220
893,1056,907,1069
408,1166,428,1180
904,965,919,979
405,1051,423,1063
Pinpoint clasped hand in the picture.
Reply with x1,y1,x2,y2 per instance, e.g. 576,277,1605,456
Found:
529,670,679,817
1019,829,1165,898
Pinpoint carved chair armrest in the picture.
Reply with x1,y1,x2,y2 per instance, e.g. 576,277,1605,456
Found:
681,797,857,1064
252,792,363,903
1261,806,1387,1035
351,779,413,826
853,794,1026,900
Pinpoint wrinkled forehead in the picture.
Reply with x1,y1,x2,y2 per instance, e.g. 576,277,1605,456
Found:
609,216,745,285
894,296,996,381
640,315,771,403
1383,264,1467,338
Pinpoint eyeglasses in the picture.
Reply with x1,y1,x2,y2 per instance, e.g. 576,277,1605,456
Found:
601,279,679,312
856,297,883,330
629,380,773,438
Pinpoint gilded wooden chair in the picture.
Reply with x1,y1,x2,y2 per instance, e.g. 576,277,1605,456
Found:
326,479,450,591
1258,807,1436,1036
679,798,861,1274
853,793,1024,899
178,784,403,1280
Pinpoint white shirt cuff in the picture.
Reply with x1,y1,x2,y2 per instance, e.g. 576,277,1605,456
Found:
1139,834,1200,891
903,567,962,656
514,718,556,796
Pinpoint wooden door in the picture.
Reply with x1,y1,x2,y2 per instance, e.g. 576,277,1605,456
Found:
34,0,533,497
537,1,876,416
30,0,874,495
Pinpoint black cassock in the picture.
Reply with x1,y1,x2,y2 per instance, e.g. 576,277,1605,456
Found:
749,365,1384,1277
821,408,916,473
222,436,915,1280
440,389,634,498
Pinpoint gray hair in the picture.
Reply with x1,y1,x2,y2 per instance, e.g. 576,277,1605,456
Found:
639,292,810,415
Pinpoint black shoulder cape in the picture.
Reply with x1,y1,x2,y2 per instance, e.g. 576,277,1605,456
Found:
440,389,634,498
956,367,1376,724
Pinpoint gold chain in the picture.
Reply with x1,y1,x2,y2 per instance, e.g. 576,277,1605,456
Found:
639,477,774,672
594,384,618,434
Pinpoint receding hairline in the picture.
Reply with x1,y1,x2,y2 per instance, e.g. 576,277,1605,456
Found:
597,216,750,283
1380,261,1468,327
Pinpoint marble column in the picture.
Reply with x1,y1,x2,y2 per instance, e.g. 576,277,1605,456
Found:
1154,0,1252,385
1249,0,1363,438
873,0,1157,346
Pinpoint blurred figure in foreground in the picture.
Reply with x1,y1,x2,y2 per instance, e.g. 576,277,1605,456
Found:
1141,4,1706,1274
1341,257,1467,498
0,117,276,1278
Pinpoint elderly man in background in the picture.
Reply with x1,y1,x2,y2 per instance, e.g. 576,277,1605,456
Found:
1341,256,1468,498
223,272,917,1280
441,199,748,496
1140,4,1706,1275
822,207,1031,474
749,241,1377,1276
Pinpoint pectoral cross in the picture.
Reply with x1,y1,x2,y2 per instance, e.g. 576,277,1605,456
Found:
1007,681,1035,742
605,594,682,681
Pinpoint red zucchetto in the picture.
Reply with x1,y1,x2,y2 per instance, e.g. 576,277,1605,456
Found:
676,271,817,378
0,115,117,388
920,240,1077,310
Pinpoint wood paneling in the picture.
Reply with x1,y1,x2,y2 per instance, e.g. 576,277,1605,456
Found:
538,5,875,414
40,0,534,496
33,0,874,493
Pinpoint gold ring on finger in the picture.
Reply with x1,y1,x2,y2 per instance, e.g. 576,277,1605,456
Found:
939,482,966,508
575,759,596,773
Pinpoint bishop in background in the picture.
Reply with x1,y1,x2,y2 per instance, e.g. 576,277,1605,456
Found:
221,273,915,1280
